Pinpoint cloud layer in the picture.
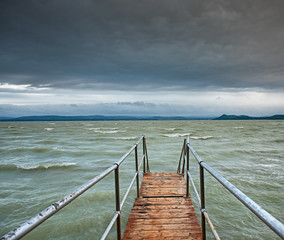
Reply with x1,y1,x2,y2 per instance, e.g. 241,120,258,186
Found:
0,1,284,117
1,0,284,91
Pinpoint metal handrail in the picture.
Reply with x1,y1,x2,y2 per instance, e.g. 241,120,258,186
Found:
177,139,186,174
1,135,150,240
181,136,284,240
186,169,220,240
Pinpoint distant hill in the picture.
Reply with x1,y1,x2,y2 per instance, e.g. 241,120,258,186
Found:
214,114,284,120
0,115,210,121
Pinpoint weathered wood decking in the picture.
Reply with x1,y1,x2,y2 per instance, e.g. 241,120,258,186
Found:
123,172,202,239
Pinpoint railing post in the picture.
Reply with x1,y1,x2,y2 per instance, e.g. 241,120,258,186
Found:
181,139,186,175
200,164,206,240
177,139,185,174
186,143,189,197
143,137,146,174
135,146,140,198
115,166,121,240
146,144,150,173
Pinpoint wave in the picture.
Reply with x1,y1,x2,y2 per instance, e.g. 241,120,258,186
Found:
5,147,54,154
83,123,94,126
113,136,137,140
190,136,214,140
164,128,176,131
233,127,244,129
266,158,281,163
86,128,101,130
257,163,279,169
94,130,125,134
37,140,57,144
0,162,77,171
273,139,284,143
96,130,119,134
86,128,124,134
44,128,54,131
163,133,191,138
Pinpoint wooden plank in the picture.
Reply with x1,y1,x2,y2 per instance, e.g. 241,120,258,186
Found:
126,224,201,231
139,172,187,197
128,212,197,219
134,197,192,205
123,172,202,239
124,218,200,225
141,237,200,240
123,230,202,238
132,204,194,210
141,181,186,186
142,172,184,177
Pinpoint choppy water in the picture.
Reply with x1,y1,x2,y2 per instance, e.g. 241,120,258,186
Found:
0,120,283,240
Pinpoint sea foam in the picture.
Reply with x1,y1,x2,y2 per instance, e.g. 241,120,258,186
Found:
44,128,54,131
190,136,214,140
163,133,191,138
113,136,137,140
0,162,77,171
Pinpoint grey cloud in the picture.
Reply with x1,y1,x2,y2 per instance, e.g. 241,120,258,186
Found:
117,102,155,107
0,0,284,91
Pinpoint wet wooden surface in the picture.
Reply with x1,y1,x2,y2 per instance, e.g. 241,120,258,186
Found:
123,172,202,239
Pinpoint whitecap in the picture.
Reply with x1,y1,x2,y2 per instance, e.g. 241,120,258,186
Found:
44,128,54,131
94,130,126,134
97,130,119,134
113,136,137,140
164,128,176,131
233,127,244,129
265,158,281,163
190,136,214,140
86,127,101,131
163,133,191,138
257,163,278,169
16,162,77,170
83,123,94,127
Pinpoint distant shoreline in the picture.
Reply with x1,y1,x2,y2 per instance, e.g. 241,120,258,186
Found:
213,114,284,120
0,114,283,121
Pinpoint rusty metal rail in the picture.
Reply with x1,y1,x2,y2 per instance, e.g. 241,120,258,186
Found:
178,136,284,240
1,135,150,240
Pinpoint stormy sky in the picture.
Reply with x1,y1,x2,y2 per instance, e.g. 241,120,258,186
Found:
0,0,284,117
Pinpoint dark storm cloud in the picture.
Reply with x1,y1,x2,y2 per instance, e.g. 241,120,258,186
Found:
0,0,284,90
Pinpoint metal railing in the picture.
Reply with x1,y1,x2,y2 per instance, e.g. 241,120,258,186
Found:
177,136,284,240
1,135,150,240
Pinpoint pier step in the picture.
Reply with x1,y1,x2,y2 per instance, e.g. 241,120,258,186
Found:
123,172,202,239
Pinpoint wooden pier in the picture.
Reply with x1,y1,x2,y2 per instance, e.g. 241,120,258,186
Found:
123,172,202,239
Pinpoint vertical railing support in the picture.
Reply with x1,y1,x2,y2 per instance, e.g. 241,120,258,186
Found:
186,141,189,197
114,166,121,240
200,164,206,240
177,139,186,174
146,144,150,173
135,146,140,198
143,136,146,174
181,139,186,175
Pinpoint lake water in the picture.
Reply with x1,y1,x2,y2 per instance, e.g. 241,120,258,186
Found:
0,120,283,239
